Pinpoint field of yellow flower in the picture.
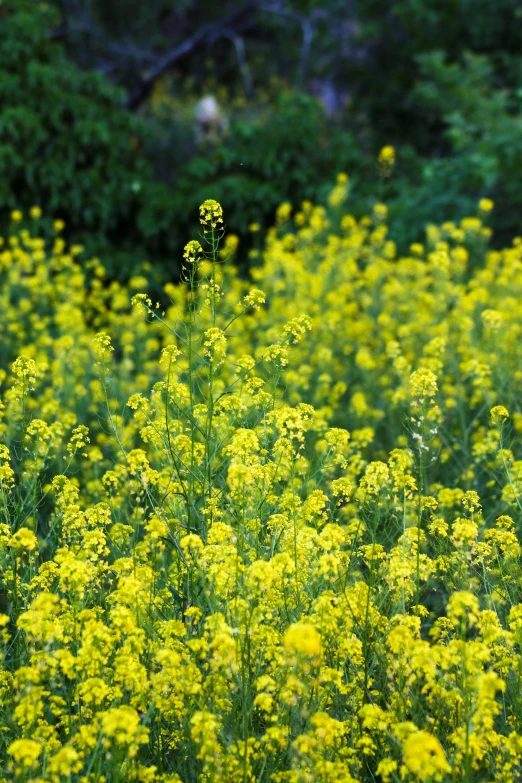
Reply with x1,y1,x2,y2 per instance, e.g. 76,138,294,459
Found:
2,179,522,783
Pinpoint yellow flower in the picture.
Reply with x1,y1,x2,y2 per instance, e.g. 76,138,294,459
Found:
447,590,480,627
276,200,292,224
376,759,398,782
9,528,38,552
478,198,494,213
67,424,90,456
8,738,42,769
47,746,82,776
328,173,350,207
461,490,481,514
180,533,205,555
99,705,149,757
378,145,396,168
490,405,509,425
199,199,224,231
284,622,322,657
183,239,203,264
373,203,388,221
410,368,438,400
402,730,450,781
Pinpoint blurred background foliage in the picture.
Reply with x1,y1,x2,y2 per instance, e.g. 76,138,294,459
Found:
2,0,521,276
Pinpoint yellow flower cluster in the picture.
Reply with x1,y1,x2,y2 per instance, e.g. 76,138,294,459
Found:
0,188,521,783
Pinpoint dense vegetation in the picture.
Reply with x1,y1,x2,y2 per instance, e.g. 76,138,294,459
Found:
2,2,522,779
2,0,522,274
2,185,522,780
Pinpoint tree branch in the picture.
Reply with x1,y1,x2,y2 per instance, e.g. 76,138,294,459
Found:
125,1,259,111
220,30,255,97
259,2,315,89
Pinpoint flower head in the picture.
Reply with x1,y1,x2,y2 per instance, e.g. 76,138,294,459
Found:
199,199,224,232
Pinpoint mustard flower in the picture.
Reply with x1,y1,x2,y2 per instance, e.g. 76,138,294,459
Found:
284,622,322,657
479,198,494,213
199,199,224,231
402,730,450,781
490,405,509,425
183,239,203,264
410,368,438,400
9,527,38,552
8,738,42,770
378,145,396,169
